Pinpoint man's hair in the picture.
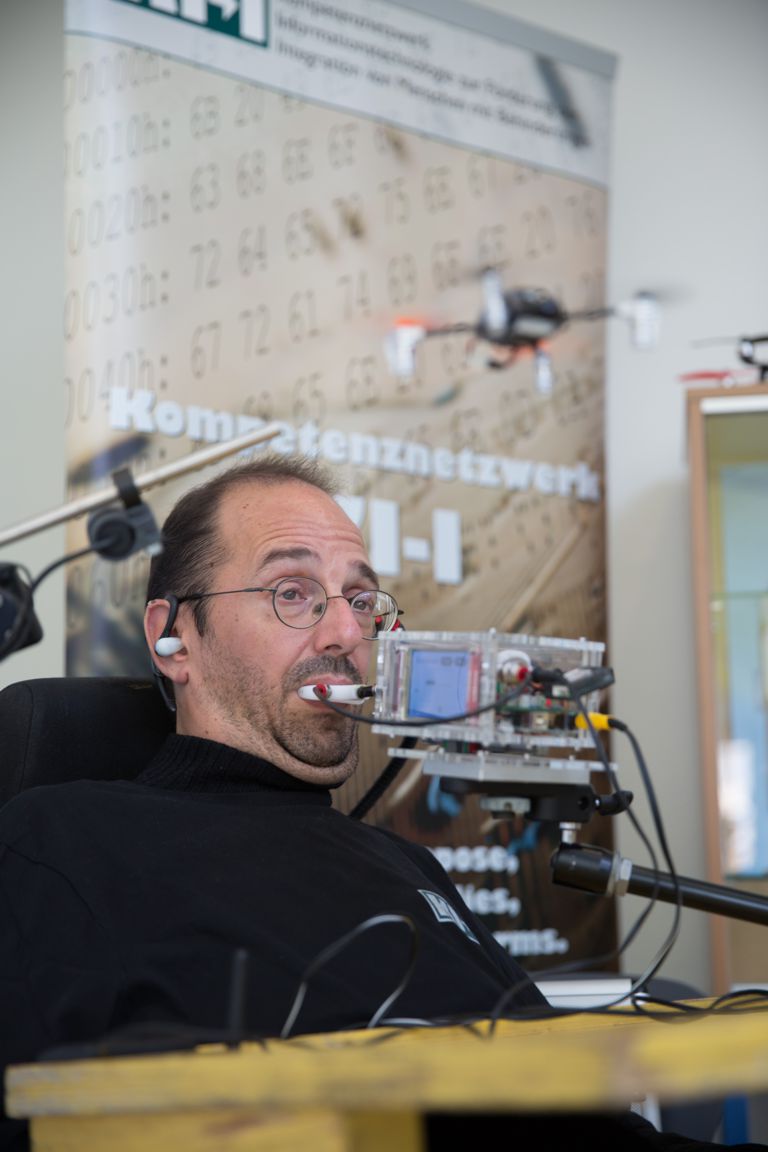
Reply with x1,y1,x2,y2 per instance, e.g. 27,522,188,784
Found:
147,452,340,633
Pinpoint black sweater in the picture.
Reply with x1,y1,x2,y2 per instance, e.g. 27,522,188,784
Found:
0,734,542,1067
2,736,763,1151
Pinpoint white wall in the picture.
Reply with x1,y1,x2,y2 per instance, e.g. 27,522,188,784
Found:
0,0,66,683
476,0,768,995
2,0,768,995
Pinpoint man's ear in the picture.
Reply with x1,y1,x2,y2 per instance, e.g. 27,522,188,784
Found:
145,596,184,660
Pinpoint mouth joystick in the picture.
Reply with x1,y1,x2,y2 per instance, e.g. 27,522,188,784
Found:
297,683,374,705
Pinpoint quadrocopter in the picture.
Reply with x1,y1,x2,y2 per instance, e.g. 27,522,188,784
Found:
680,333,768,387
384,267,661,395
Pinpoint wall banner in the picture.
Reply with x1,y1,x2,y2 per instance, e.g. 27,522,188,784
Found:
63,0,617,971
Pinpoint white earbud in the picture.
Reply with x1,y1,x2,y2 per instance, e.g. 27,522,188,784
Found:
154,636,183,656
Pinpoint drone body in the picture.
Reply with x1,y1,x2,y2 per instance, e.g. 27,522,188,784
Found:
475,286,568,349
384,268,659,393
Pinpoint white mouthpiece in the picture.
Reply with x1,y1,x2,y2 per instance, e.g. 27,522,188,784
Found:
297,683,372,705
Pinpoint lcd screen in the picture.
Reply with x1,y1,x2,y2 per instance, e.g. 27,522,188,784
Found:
407,649,472,718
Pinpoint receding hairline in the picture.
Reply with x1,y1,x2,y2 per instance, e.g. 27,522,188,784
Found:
205,471,358,563
210,471,347,526
208,453,341,496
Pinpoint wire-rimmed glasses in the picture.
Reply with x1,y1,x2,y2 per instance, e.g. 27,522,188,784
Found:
177,577,399,639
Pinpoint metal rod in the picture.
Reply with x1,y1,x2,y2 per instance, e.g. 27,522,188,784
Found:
0,423,283,548
552,844,768,927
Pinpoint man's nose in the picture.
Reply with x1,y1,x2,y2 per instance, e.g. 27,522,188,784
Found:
315,595,366,647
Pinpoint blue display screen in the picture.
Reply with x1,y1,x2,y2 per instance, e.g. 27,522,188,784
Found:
407,649,471,719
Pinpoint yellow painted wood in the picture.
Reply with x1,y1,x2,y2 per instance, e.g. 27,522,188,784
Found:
28,1107,425,1152
8,1014,645,1120
7,1003,768,1152
344,1110,424,1152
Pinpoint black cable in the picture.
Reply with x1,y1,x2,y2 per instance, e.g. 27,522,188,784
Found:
306,677,532,728
349,736,419,820
328,666,664,985
279,913,419,1039
488,697,682,1025
326,675,534,825
544,709,683,1001
605,716,682,989
318,664,681,1014
571,710,664,962
226,947,250,1048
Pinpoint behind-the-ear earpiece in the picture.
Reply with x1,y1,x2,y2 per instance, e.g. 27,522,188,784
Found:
154,595,181,658
154,636,183,656
151,595,181,713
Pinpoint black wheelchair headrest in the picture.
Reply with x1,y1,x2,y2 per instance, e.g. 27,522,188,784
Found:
0,677,174,808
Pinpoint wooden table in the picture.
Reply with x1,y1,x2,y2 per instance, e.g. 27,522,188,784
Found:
6,1003,768,1151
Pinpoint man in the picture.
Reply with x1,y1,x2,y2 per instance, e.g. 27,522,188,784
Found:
0,455,544,1151
0,454,763,1150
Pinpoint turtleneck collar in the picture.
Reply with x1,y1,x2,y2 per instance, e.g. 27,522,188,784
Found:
136,733,334,798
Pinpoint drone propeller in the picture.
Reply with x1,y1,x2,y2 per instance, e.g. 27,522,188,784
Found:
383,318,428,378
612,292,662,349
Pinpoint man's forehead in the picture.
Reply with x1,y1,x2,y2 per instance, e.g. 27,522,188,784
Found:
218,478,368,558
258,545,378,586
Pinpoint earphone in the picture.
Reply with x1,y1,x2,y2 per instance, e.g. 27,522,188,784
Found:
154,594,183,657
154,636,183,656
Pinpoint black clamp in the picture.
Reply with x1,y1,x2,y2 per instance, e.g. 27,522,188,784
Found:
87,468,162,560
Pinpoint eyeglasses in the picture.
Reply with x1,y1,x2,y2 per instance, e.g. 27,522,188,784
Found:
177,577,399,640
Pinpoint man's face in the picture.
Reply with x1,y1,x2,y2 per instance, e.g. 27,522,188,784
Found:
172,479,378,785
